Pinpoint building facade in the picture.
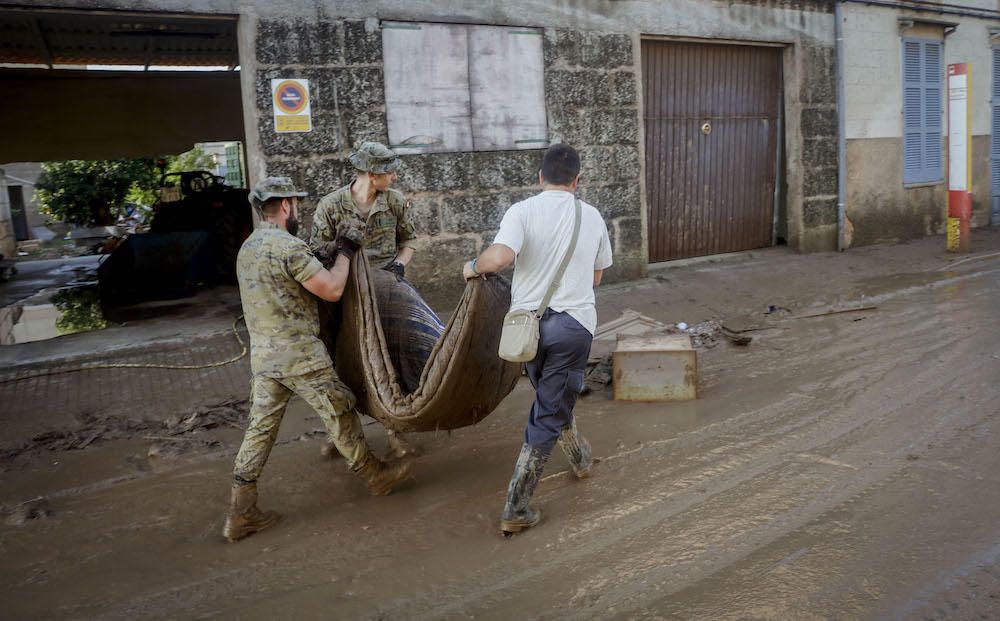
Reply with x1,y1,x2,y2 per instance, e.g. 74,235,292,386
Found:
0,1,995,299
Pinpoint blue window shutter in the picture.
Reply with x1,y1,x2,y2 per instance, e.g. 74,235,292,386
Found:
923,41,943,182
902,39,943,184
991,47,1000,194
902,40,924,183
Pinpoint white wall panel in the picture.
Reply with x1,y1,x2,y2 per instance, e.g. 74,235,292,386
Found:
382,22,473,154
468,26,547,150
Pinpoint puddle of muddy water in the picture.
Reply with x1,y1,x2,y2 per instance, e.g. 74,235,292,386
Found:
1,284,107,345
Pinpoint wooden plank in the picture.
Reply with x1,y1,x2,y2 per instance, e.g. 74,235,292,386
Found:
382,22,473,154
468,26,547,151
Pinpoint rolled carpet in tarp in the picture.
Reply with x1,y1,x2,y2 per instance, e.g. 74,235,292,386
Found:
333,253,522,433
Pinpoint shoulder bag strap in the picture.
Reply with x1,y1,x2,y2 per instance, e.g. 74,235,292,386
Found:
536,198,582,317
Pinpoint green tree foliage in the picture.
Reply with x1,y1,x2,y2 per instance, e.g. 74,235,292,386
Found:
36,159,158,226
126,146,217,207
52,286,107,335
35,147,218,226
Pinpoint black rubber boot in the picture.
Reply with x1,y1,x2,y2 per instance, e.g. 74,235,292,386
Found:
500,443,549,535
557,419,592,479
222,482,280,543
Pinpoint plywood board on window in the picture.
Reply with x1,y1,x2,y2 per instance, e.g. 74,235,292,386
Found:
382,22,473,154
468,26,548,151
382,21,547,154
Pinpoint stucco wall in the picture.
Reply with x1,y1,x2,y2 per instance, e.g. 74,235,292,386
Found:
0,172,15,257
847,135,992,245
1,163,43,229
842,3,997,244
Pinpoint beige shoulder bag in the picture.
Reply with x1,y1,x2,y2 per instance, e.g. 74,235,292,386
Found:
498,198,582,362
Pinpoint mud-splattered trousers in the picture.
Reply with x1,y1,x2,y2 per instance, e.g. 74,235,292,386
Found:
232,367,366,484
524,310,592,452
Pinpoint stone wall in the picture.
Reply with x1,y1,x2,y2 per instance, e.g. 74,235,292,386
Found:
253,18,644,302
797,41,840,252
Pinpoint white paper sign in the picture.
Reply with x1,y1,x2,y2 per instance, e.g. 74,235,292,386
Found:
947,70,967,191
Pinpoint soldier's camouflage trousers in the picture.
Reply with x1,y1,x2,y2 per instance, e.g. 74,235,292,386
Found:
233,367,367,484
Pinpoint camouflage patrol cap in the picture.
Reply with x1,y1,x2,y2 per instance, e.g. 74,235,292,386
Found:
248,176,307,208
349,142,401,174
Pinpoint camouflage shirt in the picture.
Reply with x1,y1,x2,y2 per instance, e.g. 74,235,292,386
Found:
310,184,417,263
237,222,331,378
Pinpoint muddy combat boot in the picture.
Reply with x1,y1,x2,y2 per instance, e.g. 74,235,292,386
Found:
320,439,341,459
386,430,421,459
222,482,280,543
557,420,593,479
353,451,415,496
323,433,418,460
500,444,550,535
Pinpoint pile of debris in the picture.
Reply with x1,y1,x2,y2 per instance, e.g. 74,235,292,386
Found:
0,399,249,461
0,254,16,283
582,310,753,395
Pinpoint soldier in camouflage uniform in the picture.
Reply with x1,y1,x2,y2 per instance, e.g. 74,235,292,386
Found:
223,177,415,544
309,141,417,279
310,142,420,459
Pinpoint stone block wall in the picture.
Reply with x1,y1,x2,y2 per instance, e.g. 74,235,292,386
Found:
252,18,644,303
796,42,840,252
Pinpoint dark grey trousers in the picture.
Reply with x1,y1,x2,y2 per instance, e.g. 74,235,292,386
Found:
523,309,592,452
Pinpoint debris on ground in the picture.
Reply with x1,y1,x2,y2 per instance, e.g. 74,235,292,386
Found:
0,400,249,461
161,399,247,435
790,304,878,320
0,255,17,283
4,497,50,526
582,356,613,395
582,314,751,395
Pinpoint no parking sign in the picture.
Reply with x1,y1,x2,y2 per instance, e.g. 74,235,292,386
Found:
272,79,312,133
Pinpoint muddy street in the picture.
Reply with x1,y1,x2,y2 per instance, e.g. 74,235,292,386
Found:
1,236,999,620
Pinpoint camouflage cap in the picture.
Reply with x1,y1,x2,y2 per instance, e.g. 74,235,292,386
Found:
349,142,401,174
248,176,307,208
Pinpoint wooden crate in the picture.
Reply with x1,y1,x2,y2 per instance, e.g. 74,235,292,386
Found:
612,333,698,402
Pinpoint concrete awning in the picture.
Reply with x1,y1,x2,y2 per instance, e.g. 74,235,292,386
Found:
0,8,238,69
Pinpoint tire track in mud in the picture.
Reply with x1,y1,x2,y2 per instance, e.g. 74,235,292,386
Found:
39,269,1000,620
374,280,999,619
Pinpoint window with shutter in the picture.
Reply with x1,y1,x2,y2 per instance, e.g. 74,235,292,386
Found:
902,38,943,185
382,22,548,154
991,46,1000,223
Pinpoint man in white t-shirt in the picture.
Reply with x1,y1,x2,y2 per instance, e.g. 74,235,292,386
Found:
462,144,613,535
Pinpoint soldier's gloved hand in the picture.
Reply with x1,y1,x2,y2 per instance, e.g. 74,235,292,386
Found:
382,260,405,281
334,219,366,260
314,241,339,269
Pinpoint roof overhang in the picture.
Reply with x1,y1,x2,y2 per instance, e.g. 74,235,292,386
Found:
897,16,959,37
0,8,238,68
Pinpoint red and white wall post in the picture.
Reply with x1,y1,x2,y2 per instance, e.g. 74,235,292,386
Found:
947,63,971,253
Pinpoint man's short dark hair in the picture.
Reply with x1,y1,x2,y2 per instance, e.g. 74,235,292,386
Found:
541,144,580,186
259,196,286,215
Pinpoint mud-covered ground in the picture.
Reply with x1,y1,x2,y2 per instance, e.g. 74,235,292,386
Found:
1,230,999,620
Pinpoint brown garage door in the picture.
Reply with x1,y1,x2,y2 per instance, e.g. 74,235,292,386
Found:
642,40,782,262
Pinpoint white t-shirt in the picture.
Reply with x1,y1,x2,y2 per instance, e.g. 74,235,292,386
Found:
493,190,613,334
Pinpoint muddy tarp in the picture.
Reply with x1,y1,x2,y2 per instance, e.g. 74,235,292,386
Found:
332,254,521,433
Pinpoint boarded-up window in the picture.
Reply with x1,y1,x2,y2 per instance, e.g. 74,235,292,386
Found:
902,38,943,185
382,22,548,154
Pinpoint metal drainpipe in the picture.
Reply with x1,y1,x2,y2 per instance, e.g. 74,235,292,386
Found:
835,1,848,251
